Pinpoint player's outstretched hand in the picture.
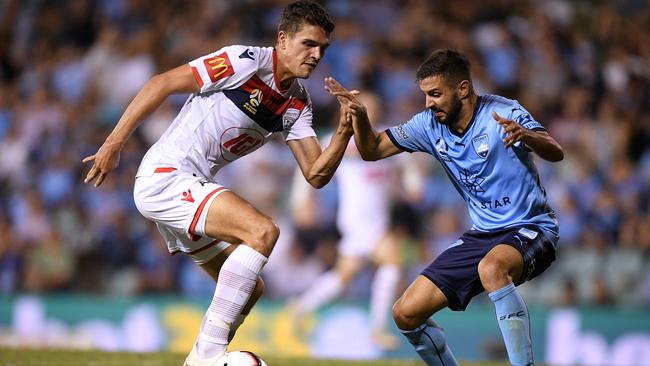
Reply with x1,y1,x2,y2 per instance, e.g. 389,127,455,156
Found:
82,141,122,187
337,105,353,135
493,111,529,148
324,77,364,115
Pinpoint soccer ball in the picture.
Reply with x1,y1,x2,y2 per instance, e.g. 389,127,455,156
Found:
216,351,268,366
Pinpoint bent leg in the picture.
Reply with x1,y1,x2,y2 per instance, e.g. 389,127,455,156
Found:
194,191,278,359
393,276,458,366
479,244,532,366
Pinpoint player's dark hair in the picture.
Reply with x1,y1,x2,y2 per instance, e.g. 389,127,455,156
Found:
416,49,471,86
279,1,335,36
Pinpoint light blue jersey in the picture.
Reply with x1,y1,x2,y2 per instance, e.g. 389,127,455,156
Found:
386,94,558,237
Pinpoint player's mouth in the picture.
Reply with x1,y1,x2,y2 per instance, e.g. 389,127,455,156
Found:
434,110,445,118
303,62,317,70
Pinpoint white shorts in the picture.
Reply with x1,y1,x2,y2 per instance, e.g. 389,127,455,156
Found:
338,224,387,258
133,167,231,264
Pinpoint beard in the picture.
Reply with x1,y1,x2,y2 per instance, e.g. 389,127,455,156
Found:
434,95,462,126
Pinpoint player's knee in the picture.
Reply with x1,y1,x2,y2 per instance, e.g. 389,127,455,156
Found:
392,299,421,330
478,257,510,289
248,218,279,255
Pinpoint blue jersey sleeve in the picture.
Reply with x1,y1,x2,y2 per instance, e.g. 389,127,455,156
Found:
508,104,545,132
385,112,432,153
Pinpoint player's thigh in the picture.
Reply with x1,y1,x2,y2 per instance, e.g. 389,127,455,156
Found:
204,190,279,255
393,275,449,329
479,244,524,289
334,255,365,285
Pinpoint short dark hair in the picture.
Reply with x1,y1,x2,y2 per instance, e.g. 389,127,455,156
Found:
416,49,471,86
278,1,335,36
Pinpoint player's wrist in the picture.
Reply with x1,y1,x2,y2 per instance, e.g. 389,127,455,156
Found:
335,125,353,138
520,128,533,145
104,136,127,149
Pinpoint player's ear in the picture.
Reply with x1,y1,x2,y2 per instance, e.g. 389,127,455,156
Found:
277,31,288,50
458,79,471,99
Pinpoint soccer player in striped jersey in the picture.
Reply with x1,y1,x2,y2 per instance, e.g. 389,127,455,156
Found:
83,2,352,365
327,49,563,366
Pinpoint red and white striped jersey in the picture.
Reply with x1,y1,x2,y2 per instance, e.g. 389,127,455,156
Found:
136,45,316,180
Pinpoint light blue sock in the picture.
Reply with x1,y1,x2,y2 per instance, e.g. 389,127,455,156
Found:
488,283,533,366
400,319,459,366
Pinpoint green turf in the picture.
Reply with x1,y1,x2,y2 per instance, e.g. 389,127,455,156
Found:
0,348,518,366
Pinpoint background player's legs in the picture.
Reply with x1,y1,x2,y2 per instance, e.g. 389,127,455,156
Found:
190,191,279,361
478,244,532,366
369,232,402,349
293,254,364,317
393,276,458,366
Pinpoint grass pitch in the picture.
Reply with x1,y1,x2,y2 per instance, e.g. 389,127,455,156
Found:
0,348,518,366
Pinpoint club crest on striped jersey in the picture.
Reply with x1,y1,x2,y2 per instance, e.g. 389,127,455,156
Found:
472,134,489,158
243,88,263,115
283,108,300,129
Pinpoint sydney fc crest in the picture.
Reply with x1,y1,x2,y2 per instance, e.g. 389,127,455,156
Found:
472,134,489,158
282,108,300,129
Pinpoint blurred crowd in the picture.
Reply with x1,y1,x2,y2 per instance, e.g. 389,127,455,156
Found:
0,0,649,309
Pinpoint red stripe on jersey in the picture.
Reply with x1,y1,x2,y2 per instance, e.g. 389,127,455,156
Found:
239,75,307,117
191,66,204,88
154,167,177,173
273,49,289,94
188,187,228,241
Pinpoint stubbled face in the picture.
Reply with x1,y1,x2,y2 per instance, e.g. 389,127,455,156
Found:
419,75,463,125
278,23,330,79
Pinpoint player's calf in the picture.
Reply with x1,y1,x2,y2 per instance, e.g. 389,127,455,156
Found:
399,319,459,366
489,283,533,366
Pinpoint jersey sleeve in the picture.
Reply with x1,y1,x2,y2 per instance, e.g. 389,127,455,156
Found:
188,45,261,93
508,103,546,132
385,112,431,153
282,97,316,141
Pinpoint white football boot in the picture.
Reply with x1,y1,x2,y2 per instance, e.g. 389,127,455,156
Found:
182,343,226,366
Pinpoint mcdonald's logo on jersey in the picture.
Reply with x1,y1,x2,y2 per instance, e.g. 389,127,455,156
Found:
203,52,235,82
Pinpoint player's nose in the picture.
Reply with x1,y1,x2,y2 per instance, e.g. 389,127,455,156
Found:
425,96,436,109
312,47,324,61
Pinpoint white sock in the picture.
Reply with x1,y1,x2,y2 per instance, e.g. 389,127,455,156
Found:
296,271,344,313
370,265,400,333
227,313,247,342
196,245,267,358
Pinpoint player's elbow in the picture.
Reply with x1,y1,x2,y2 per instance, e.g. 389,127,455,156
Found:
552,149,564,162
546,145,564,162
359,150,380,161
146,74,172,97
308,180,327,189
306,176,329,189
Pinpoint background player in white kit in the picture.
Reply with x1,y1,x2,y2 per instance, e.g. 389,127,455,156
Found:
291,92,404,350
82,2,352,365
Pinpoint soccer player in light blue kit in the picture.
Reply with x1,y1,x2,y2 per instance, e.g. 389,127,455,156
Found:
326,49,564,366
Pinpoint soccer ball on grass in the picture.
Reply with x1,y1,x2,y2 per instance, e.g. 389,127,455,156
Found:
216,351,268,366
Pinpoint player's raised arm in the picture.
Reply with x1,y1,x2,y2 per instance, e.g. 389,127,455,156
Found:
324,77,401,161
288,104,353,189
492,111,564,162
82,64,199,187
